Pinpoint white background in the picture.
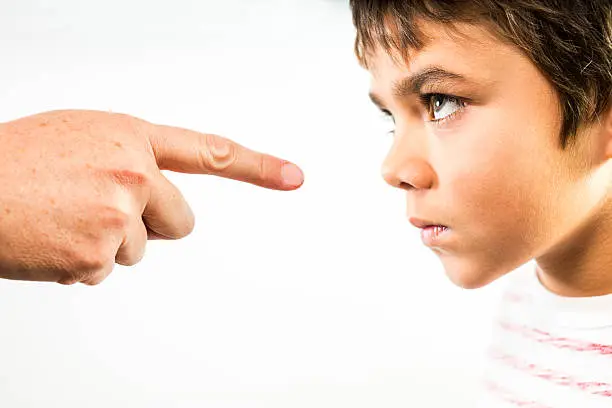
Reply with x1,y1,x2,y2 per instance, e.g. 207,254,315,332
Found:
0,1,508,406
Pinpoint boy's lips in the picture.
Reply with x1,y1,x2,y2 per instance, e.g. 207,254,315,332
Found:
408,217,447,229
409,217,450,247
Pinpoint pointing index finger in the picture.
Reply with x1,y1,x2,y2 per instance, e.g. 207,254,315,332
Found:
149,123,304,190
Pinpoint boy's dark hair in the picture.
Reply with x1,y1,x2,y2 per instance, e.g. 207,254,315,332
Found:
350,0,612,147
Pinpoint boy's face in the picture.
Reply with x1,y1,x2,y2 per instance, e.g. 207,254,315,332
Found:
368,21,608,289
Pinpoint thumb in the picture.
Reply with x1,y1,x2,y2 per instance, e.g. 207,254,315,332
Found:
143,172,195,240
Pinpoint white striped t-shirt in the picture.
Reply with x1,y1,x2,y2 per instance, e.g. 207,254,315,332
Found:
478,267,612,408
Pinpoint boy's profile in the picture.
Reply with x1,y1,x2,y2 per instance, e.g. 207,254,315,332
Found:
349,0,611,406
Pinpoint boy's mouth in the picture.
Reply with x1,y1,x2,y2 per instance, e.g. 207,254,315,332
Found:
408,217,445,229
409,218,450,246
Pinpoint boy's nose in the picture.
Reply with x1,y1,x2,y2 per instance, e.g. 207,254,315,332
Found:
381,148,435,190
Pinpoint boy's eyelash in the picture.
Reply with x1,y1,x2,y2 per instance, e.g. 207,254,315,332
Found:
378,93,467,136
419,93,468,124
380,109,396,135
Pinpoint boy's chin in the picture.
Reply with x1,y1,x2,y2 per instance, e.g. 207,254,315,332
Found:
437,254,509,289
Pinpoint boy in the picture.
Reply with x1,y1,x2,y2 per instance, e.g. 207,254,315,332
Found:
349,0,611,406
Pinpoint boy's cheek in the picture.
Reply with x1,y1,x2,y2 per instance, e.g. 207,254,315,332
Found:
436,174,544,289
440,118,538,229
448,167,540,244
438,161,546,281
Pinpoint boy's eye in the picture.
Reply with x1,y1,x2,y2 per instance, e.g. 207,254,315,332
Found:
422,94,466,121
381,109,396,135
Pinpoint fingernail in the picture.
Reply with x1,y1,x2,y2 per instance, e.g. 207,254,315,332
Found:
281,163,304,187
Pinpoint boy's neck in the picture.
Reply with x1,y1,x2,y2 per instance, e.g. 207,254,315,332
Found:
536,197,612,297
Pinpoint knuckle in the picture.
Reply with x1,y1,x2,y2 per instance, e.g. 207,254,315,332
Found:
98,206,131,231
56,205,128,286
116,224,148,266
69,228,119,280
107,167,152,188
197,134,237,171
77,249,109,274
173,218,195,240
81,270,109,286
117,246,146,267
257,154,270,183
81,277,100,286
81,276,101,286
57,260,89,285
74,252,114,286
57,276,79,286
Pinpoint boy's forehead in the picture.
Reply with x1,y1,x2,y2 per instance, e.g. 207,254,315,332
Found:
367,21,514,87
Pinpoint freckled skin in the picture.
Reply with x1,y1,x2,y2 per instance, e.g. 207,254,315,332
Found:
369,22,612,296
0,110,303,285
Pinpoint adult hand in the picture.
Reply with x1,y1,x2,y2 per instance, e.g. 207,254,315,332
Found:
0,110,303,285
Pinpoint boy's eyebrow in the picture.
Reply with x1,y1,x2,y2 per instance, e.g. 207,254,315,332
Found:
393,66,469,97
369,66,475,109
